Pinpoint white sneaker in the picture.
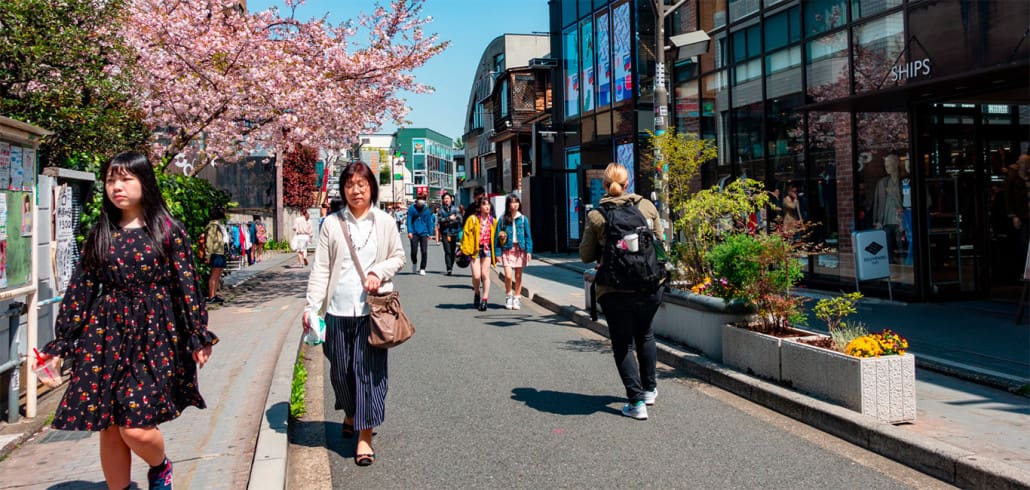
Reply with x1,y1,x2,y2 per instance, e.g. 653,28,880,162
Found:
621,401,648,420
419,269,426,276
513,296,521,310
505,295,514,310
643,389,657,406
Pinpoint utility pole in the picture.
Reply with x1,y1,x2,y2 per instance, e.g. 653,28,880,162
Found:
652,0,688,246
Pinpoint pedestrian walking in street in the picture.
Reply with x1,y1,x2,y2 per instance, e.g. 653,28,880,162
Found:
406,190,434,275
462,186,486,222
461,196,498,311
580,162,664,420
303,161,405,467
34,151,217,490
293,208,313,267
250,215,268,264
496,192,533,309
204,208,228,304
436,192,462,275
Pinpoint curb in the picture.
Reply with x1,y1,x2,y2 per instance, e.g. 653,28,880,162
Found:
248,312,303,490
534,257,1030,395
517,281,1030,489
0,383,66,461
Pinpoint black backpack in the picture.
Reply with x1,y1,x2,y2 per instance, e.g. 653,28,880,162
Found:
594,198,666,292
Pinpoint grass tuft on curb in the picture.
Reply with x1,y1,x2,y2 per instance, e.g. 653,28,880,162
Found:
290,346,308,419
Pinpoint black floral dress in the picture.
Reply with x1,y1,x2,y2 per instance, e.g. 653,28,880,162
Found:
42,225,218,431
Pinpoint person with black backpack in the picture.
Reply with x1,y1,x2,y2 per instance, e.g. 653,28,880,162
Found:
580,162,666,420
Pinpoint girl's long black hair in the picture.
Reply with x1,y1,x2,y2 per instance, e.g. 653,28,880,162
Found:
503,194,521,225
81,151,176,272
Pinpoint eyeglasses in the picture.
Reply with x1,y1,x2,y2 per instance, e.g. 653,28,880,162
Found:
344,180,370,191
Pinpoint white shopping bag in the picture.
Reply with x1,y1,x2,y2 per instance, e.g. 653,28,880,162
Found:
303,310,326,346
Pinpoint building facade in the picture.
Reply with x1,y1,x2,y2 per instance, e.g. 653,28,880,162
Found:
552,0,1029,301
395,128,457,203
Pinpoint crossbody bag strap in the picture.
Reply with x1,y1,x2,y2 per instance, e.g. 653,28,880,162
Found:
338,213,368,283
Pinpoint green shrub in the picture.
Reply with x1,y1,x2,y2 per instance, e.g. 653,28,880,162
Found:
831,321,870,352
289,349,308,419
709,232,806,333
673,178,770,286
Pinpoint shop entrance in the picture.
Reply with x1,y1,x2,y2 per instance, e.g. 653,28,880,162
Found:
915,98,1030,300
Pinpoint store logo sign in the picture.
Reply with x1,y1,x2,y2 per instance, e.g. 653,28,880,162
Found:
864,242,884,256
890,58,931,82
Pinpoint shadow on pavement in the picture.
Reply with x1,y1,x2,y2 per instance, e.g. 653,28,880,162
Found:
435,302,478,310
267,401,289,434
291,420,358,460
556,338,611,354
48,481,108,489
510,388,622,416
437,284,472,289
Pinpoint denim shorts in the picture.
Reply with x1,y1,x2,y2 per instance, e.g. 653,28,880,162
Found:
209,254,227,268
478,249,490,259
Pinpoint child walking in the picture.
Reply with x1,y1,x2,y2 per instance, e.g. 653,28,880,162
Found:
496,192,533,309
460,196,497,311
35,151,218,490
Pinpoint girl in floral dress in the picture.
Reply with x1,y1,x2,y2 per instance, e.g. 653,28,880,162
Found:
36,151,217,490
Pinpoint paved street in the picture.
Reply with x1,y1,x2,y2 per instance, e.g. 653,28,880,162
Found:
0,254,305,489
306,242,947,489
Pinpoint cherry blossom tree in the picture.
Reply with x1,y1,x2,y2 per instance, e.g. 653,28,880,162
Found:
119,0,446,174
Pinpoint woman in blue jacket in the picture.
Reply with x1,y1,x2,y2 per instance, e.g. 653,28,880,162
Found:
495,192,533,310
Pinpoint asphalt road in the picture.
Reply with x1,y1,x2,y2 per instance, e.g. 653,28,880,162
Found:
312,241,949,489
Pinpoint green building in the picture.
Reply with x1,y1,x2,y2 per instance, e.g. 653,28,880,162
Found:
395,128,457,203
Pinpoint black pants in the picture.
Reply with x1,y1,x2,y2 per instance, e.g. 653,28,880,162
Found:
598,290,662,403
440,234,458,271
409,235,428,271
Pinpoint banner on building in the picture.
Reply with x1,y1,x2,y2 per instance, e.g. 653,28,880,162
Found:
613,1,633,104
596,11,611,108
564,26,580,118
581,17,594,113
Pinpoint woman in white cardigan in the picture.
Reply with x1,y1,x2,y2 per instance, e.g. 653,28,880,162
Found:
303,162,405,466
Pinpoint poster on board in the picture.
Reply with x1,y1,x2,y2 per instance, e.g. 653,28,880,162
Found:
613,2,633,104
54,185,75,292
596,11,611,108
22,148,35,191
0,193,7,289
20,193,31,236
9,145,22,191
0,143,9,189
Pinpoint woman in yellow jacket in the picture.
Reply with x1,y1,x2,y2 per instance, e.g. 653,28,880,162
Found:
460,196,498,311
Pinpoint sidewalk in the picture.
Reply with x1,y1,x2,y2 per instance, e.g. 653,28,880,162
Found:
0,252,301,489
515,253,1030,488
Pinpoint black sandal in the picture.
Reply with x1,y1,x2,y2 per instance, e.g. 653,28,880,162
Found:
355,451,375,466
341,422,355,439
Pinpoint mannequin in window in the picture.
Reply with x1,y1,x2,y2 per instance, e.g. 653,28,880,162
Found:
873,154,903,263
782,185,803,234
901,158,913,265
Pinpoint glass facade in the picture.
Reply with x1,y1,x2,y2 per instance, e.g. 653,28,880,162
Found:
667,0,1030,300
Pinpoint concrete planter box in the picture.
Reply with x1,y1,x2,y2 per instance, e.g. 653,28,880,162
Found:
653,288,750,362
722,324,786,381
583,270,749,362
781,339,917,424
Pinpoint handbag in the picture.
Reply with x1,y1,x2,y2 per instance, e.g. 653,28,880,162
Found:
341,216,415,349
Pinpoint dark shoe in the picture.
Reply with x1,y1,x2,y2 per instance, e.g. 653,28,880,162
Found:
474,292,480,306
446,270,453,276
355,451,376,466
478,299,488,311
147,457,173,490
342,422,355,439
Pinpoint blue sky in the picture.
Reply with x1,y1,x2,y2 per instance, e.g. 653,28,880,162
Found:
247,0,550,143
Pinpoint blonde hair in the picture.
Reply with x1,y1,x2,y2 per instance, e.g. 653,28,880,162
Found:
603,162,629,197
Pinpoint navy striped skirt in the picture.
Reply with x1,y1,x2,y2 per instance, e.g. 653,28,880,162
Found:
323,314,388,430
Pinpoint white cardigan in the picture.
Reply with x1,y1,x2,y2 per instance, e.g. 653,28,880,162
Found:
305,207,406,316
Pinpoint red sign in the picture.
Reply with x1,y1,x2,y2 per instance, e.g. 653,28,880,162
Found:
415,186,428,197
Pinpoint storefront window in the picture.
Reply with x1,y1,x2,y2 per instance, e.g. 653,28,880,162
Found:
853,0,901,19
856,111,913,286
807,111,851,281
733,101,764,181
675,79,701,135
805,0,848,36
806,31,849,103
564,25,580,118
908,0,1030,77
854,13,905,93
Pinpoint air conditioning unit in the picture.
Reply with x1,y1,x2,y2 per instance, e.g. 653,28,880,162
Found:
529,58,557,68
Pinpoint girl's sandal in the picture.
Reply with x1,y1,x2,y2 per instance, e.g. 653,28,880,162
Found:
355,451,375,466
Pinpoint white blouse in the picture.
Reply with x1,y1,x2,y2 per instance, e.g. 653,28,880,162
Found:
327,209,378,317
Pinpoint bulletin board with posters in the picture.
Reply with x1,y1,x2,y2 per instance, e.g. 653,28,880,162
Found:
0,138,38,294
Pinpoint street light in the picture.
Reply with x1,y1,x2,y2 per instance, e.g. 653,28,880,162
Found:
651,0,710,245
